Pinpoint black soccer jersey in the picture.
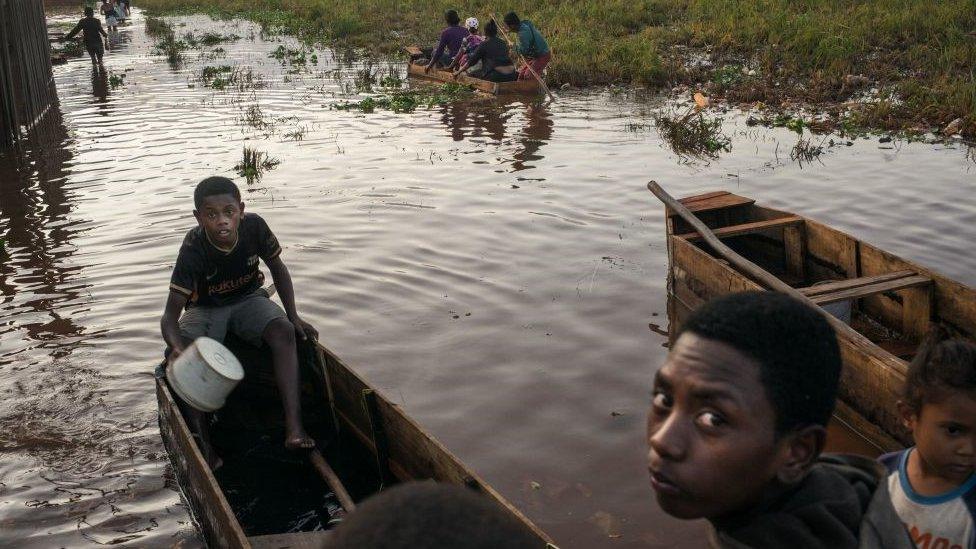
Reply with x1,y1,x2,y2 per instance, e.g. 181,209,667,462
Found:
169,213,282,307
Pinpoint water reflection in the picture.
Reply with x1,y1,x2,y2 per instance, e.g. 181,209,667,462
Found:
435,99,553,171
92,69,109,103
512,102,553,172
0,101,85,351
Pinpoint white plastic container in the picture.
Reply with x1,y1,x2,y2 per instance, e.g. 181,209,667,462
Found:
167,337,244,412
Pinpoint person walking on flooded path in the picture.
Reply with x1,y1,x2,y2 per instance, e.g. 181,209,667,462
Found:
65,7,108,69
503,12,551,81
454,20,516,82
160,177,319,466
424,9,467,73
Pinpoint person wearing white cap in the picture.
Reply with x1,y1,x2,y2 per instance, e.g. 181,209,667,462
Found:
448,16,485,75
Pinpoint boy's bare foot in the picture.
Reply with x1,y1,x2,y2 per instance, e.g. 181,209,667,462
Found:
285,429,315,450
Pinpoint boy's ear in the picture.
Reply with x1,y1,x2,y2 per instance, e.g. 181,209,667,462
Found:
239,201,245,214
897,400,917,433
193,209,201,223
775,425,826,485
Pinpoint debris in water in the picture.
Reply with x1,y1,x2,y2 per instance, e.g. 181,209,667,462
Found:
943,117,964,136
529,481,542,490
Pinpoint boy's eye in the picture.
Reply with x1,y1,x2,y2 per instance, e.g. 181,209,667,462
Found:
207,212,217,219
695,411,726,429
944,424,964,436
651,391,673,410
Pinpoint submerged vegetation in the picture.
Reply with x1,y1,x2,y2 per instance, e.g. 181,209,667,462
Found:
334,82,474,114
140,0,975,137
235,146,280,182
655,107,731,160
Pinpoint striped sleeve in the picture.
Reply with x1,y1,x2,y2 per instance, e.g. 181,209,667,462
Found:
253,214,282,260
169,238,199,297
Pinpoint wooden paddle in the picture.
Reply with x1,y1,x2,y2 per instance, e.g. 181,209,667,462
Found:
490,13,556,102
309,448,357,512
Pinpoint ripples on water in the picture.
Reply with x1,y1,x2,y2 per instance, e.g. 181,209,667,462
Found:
1,10,974,548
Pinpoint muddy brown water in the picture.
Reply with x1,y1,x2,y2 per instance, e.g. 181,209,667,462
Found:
2,11,975,548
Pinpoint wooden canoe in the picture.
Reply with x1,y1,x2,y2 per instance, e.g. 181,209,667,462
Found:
404,45,541,95
662,191,976,453
156,337,555,548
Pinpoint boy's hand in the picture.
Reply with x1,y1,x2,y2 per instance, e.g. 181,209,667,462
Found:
167,343,185,366
291,317,318,341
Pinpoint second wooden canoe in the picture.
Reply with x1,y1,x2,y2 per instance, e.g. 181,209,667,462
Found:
661,191,976,453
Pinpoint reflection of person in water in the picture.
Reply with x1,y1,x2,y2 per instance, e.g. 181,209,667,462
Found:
92,70,110,109
512,102,553,171
436,100,508,143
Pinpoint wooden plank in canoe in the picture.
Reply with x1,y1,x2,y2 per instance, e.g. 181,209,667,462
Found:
805,275,931,305
675,216,804,241
671,191,755,215
156,378,250,549
403,45,423,56
249,531,334,549
799,271,918,297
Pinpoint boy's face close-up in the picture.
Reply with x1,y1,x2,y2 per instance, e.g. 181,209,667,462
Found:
194,193,244,249
904,390,976,485
645,333,791,520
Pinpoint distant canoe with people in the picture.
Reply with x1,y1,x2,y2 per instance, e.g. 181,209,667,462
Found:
404,45,542,95
655,188,976,455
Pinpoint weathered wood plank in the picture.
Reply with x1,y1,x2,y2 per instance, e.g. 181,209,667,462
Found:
808,275,931,305
902,284,933,341
248,531,333,549
676,216,803,241
799,271,917,297
804,219,859,280
783,224,806,281
670,192,755,215
156,379,251,549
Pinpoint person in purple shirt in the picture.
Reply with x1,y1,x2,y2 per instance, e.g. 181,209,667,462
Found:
425,10,467,73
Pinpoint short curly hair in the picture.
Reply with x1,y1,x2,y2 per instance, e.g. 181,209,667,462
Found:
193,176,241,210
904,327,976,410
677,291,842,436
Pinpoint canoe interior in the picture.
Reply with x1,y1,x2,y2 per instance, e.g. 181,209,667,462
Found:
157,335,554,547
406,61,542,95
664,191,976,452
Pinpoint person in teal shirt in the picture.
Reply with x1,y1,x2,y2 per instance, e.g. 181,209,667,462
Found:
503,12,551,81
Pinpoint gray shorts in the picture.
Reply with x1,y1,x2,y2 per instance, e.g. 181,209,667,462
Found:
179,290,287,347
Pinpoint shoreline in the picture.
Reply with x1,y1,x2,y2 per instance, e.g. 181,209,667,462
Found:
131,1,974,141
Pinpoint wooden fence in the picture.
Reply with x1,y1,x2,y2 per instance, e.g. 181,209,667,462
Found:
1,0,57,149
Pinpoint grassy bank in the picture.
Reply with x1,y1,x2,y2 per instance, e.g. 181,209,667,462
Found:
139,0,976,137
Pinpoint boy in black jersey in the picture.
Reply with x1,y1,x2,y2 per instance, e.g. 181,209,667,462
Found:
161,177,317,460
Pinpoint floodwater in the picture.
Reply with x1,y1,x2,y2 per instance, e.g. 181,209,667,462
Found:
2,10,975,548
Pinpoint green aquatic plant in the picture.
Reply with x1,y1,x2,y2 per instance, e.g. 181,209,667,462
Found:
199,31,240,46
333,82,474,114
235,146,280,182
655,108,731,160
108,73,126,88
